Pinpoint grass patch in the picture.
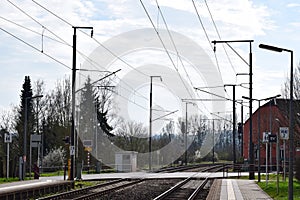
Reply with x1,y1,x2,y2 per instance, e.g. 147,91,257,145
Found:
0,177,20,184
237,174,300,200
74,180,106,189
228,174,300,199
40,170,65,177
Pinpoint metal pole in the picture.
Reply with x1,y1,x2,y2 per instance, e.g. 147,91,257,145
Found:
277,129,279,194
149,76,162,171
288,51,294,200
185,102,188,165
241,101,243,158
213,120,215,164
37,98,40,167
95,107,98,160
269,101,272,171
70,27,76,180
249,42,254,180
266,141,268,186
23,97,28,180
232,86,236,165
258,101,261,182
259,44,293,198
212,39,254,178
7,142,9,178
284,140,286,181
149,77,153,171
30,138,32,179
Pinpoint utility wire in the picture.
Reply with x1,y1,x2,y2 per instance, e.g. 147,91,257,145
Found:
32,0,204,116
34,0,150,77
155,1,207,109
7,0,69,46
32,0,72,26
30,0,153,104
140,0,194,100
0,27,71,70
32,0,152,102
30,0,209,118
2,1,172,120
204,0,237,74
191,0,213,51
0,16,67,46
155,0,209,114
5,1,149,111
191,0,223,84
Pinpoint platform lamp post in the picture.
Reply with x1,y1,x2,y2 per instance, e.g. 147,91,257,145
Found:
259,43,293,200
71,26,93,180
149,76,162,171
243,94,281,183
23,94,43,180
213,39,254,179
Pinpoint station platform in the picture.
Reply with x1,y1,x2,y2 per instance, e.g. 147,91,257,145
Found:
0,179,72,200
0,172,273,200
207,179,273,200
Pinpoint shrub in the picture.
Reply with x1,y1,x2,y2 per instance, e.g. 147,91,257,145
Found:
42,146,66,172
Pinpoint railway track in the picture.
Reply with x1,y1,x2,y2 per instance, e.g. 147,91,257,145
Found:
156,163,232,173
153,177,210,200
38,178,144,200
37,163,228,200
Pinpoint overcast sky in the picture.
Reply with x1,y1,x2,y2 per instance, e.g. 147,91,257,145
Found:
0,0,299,123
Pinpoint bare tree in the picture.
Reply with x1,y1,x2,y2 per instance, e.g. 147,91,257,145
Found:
282,63,300,99
113,120,148,153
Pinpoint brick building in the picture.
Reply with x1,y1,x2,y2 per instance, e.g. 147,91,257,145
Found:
243,98,300,168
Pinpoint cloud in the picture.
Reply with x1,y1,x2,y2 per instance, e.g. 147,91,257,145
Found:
0,0,274,111
287,3,300,8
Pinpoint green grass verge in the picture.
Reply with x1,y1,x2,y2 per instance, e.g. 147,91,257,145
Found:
0,177,20,184
257,175,300,200
237,174,300,199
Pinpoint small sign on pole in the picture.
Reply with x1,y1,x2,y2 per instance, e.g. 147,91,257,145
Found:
70,146,75,156
279,127,289,140
262,132,269,143
4,133,12,178
4,133,12,143
268,134,277,143
83,140,92,147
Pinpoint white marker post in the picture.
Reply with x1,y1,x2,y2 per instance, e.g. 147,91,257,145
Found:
262,132,269,185
279,127,289,181
4,133,12,178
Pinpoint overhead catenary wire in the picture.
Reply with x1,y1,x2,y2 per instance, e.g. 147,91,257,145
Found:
34,0,150,77
191,0,213,51
204,0,237,75
0,27,71,70
154,0,209,114
140,0,194,99
31,0,154,104
30,0,177,119
0,13,122,91
29,0,154,105
7,0,69,47
191,0,224,86
7,1,227,121
2,1,153,118
0,16,67,46
31,0,211,118
141,0,218,119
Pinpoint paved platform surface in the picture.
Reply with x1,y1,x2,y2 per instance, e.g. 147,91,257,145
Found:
207,179,273,200
0,179,68,192
0,172,273,200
